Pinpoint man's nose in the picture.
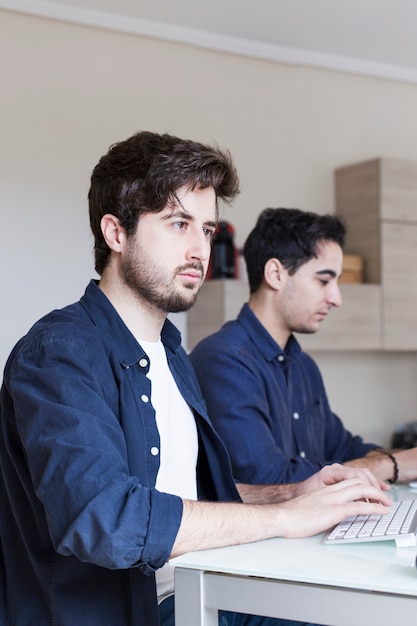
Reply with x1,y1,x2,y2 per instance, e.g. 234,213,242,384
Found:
328,283,342,308
187,231,211,263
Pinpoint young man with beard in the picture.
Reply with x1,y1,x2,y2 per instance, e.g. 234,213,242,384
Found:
0,133,390,626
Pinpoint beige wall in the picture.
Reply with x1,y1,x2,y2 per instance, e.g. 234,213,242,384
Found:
2,9,417,445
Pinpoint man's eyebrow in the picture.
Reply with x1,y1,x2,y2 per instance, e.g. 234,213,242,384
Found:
316,269,338,278
162,208,192,221
168,191,217,229
161,208,217,230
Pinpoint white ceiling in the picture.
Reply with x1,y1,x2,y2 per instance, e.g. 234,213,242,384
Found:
3,0,417,83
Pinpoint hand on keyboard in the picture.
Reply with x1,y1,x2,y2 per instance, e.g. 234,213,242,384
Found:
325,499,417,548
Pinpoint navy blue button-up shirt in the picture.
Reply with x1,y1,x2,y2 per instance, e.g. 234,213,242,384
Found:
190,303,378,485
0,280,239,625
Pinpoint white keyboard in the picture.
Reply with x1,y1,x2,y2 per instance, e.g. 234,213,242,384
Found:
324,499,417,548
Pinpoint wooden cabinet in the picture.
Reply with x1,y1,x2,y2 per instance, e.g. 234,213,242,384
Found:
335,157,417,350
187,157,417,352
381,222,417,348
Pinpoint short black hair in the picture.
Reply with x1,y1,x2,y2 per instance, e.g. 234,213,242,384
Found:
243,207,346,294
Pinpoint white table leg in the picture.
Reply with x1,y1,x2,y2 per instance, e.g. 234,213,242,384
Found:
174,568,218,626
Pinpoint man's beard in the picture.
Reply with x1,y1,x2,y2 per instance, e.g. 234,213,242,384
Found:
121,249,204,314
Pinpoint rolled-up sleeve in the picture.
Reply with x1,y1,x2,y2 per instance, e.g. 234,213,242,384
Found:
6,329,183,572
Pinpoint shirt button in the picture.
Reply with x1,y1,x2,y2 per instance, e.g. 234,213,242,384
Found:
293,412,300,420
141,394,149,403
139,358,148,368
150,446,159,456
277,355,285,362
300,451,306,458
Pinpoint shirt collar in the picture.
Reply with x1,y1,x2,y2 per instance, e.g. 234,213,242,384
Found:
237,302,302,362
80,280,182,367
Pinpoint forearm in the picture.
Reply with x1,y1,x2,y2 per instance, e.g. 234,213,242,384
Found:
345,448,417,483
344,451,392,480
236,481,298,504
170,475,392,558
170,499,277,557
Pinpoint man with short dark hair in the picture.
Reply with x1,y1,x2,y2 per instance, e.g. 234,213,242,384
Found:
191,207,417,486
0,138,390,626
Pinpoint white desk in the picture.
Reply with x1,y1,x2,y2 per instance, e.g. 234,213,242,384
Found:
171,486,417,625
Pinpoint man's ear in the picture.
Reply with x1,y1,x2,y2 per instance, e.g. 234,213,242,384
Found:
100,214,126,253
264,258,287,290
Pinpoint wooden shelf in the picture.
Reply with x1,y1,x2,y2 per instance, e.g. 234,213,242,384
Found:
336,157,417,350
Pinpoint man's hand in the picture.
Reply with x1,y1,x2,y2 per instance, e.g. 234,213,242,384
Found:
275,475,393,539
292,462,390,498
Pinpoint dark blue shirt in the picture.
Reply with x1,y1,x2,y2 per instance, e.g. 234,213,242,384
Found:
0,280,239,625
190,303,378,485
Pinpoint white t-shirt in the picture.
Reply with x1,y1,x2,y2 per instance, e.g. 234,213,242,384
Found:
139,339,198,603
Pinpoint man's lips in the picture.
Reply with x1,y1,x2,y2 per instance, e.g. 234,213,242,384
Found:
177,270,202,282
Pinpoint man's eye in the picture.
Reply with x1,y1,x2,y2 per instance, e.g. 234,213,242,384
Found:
175,221,187,230
203,228,215,239
319,279,329,286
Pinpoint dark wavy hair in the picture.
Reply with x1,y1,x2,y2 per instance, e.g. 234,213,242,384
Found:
243,207,346,294
88,131,240,274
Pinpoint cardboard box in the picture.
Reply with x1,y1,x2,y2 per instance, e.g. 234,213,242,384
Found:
339,254,363,283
